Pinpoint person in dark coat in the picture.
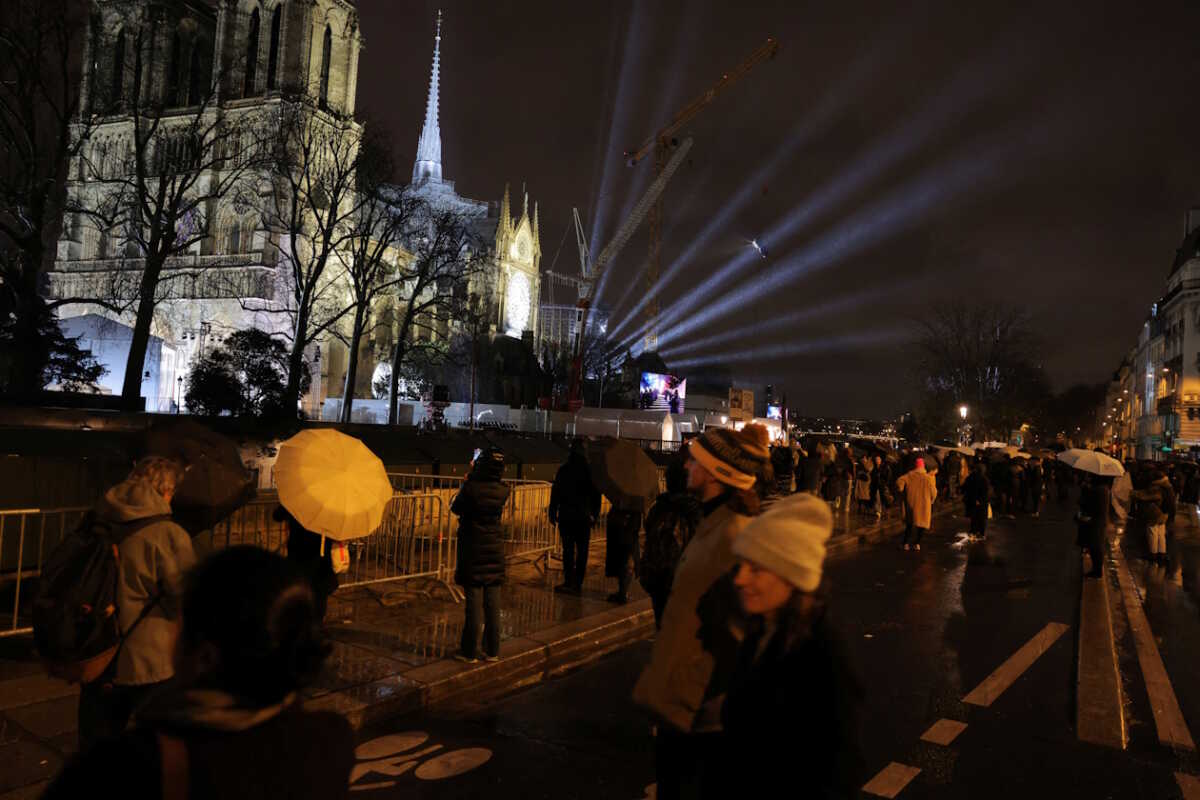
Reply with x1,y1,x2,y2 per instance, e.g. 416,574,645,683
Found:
451,448,511,661
548,440,601,594
1076,473,1110,578
605,504,643,604
799,449,824,496
1026,458,1045,517
44,546,355,800
273,505,337,623
705,494,863,798
870,455,891,519
639,458,703,628
962,462,991,539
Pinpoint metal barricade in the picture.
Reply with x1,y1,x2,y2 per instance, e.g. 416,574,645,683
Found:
339,493,461,601
0,507,89,638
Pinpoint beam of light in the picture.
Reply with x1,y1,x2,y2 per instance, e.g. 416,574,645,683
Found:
606,44,894,342
657,282,910,358
583,11,626,240
658,124,1044,349
667,328,910,370
646,51,1032,345
588,2,650,266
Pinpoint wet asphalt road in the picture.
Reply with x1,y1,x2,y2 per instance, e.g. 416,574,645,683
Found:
349,494,1200,799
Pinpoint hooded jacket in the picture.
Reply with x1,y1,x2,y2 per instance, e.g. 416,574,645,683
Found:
42,689,355,800
633,501,751,733
452,460,512,586
96,478,197,686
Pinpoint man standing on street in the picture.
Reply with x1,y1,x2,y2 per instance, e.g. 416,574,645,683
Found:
897,456,937,551
962,461,991,540
548,439,601,594
633,424,769,799
78,457,196,750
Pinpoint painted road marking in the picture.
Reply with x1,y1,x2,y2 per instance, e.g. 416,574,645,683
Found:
1112,547,1196,752
920,719,967,746
1076,559,1126,750
1177,772,1200,800
862,762,921,798
963,621,1070,706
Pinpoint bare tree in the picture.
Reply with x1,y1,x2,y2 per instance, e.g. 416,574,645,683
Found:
0,0,115,396
72,18,265,409
384,204,485,425
253,95,367,416
333,130,417,423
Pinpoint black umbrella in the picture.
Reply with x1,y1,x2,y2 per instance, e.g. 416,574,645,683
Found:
143,420,257,535
588,438,659,513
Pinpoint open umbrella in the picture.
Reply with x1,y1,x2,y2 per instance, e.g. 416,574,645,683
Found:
588,438,659,512
274,429,394,540
143,419,256,536
1056,448,1124,477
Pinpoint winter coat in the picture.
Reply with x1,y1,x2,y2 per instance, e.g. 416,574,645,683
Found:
770,447,796,494
274,507,338,605
716,607,864,798
799,454,824,493
605,508,642,577
1077,483,1110,546
854,458,873,501
896,468,937,529
1133,477,1172,527
452,464,511,587
638,491,702,592
961,472,990,512
42,688,355,800
633,501,752,733
94,478,197,686
548,453,601,527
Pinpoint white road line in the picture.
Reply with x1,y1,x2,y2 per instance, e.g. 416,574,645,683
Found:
963,621,1070,707
1178,772,1200,800
862,762,921,799
1112,546,1196,752
920,718,967,746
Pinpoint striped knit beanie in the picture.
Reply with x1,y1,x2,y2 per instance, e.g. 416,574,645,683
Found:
688,424,771,491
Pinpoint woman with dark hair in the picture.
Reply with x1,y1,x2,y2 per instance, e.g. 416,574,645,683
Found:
707,494,863,797
44,546,355,799
452,447,511,661
639,455,702,627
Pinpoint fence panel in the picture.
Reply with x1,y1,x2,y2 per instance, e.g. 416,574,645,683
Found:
339,493,460,600
0,507,89,637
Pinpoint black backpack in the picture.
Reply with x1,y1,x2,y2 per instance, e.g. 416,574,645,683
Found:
32,512,170,684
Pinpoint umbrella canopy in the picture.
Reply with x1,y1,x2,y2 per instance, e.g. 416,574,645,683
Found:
588,438,659,512
274,429,394,540
1056,448,1125,477
143,419,256,536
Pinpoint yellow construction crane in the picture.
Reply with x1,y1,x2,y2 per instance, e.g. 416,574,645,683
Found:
623,36,780,353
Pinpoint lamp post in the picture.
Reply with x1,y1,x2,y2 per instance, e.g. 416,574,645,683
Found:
958,404,969,445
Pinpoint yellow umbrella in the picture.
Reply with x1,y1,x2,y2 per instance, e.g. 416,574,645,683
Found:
274,429,393,541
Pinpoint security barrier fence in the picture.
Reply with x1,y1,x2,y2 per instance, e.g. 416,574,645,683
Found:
1,467,669,637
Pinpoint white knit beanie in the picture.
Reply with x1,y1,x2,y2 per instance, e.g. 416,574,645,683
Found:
732,493,833,592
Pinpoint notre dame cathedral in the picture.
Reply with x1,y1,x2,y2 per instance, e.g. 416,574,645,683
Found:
48,1,542,417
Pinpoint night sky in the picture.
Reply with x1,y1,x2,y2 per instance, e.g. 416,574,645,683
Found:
355,0,1200,418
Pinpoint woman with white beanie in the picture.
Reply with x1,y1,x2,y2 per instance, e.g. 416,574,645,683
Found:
706,493,863,798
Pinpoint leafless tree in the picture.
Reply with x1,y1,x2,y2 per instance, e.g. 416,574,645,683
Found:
383,204,486,425
71,18,265,409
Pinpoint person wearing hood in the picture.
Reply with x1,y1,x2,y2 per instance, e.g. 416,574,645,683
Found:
705,494,863,797
548,440,602,595
1133,471,1172,566
44,546,355,800
896,457,937,551
639,457,703,628
452,448,512,662
76,457,197,751
633,425,769,800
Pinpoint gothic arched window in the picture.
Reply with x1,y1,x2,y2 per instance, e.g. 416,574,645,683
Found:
267,5,282,91
243,7,260,98
227,219,242,254
165,32,182,106
111,29,126,107
188,39,209,105
318,25,331,108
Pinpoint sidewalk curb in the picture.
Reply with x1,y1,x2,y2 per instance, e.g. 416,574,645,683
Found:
1076,554,1126,749
304,600,655,730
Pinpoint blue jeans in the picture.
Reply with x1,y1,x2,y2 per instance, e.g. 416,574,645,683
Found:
461,584,501,658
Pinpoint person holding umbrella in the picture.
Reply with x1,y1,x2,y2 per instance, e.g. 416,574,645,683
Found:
548,440,601,595
451,448,512,662
1058,449,1124,577
587,439,661,604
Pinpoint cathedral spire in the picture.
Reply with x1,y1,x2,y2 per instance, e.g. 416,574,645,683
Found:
500,183,512,233
412,10,443,184
532,202,540,242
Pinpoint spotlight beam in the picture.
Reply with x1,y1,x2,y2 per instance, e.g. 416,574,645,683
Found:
668,327,909,369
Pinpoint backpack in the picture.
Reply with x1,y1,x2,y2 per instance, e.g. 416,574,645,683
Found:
32,512,171,684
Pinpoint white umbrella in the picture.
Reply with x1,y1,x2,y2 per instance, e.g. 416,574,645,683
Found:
1056,448,1124,477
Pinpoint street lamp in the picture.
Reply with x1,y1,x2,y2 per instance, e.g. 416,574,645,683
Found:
959,405,968,420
